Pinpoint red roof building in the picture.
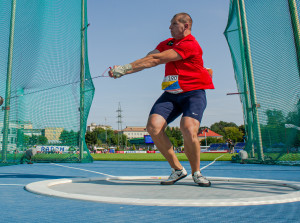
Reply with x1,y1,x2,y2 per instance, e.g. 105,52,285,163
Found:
197,128,223,141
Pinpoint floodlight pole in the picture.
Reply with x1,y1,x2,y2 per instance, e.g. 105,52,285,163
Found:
238,0,264,161
2,0,17,163
288,0,300,76
235,0,255,157
79,0,85,161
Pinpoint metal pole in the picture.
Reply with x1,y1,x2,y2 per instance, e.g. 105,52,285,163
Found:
238,0,264,161
2,0,17,163
105,117,107,145
235,0,255,158
288,0,300,76
79,0,85,161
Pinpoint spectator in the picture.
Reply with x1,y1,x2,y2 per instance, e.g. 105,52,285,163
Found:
227,138,234,154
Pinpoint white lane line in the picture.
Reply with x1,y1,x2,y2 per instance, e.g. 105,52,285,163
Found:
50,163,115,177
0,184,25,186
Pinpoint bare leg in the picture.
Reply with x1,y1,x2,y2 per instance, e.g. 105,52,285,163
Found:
180,116,200,174
146,114,182,170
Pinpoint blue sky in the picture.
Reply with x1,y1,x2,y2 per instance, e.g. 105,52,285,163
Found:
86,0,244,130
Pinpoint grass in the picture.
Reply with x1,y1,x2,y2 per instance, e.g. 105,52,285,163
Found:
0,152,233,164
91,153,234,161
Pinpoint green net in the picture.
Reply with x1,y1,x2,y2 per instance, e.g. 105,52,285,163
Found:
0,0,94,165
225,0,300,165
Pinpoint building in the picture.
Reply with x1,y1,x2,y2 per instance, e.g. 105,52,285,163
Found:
197,128,223,141
22,129,43,137
87,123,112,132
122,126,149,139
0,121,33,151
44,127,64,141
18,121,33,130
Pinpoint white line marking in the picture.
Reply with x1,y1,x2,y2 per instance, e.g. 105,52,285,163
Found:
50,163,115,177
25,176,300,206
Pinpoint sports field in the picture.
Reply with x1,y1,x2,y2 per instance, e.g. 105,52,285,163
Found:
91,153,233,161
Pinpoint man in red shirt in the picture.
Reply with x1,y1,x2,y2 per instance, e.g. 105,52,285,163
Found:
109,13,214,187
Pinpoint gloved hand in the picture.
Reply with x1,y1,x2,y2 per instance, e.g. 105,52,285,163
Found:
109,64,133,78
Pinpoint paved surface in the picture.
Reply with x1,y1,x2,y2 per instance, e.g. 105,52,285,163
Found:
1,161,300,222
52,178,296,199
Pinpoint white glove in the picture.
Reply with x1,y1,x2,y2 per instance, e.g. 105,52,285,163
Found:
111,64,133,78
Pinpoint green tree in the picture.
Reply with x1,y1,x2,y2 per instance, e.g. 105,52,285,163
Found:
210,121,238,137
223,127,243,142
37,135,48,145
238,125,245,135
93,128,107,144
266,109,285,126
59,130,79,146
285,103,300,147
85,130,97,146
169,137,178,148
85,127,128,147
96,139,102,146
165,126,183,147
29,135,38,145
23,135,30,147
261,109,286,146
165,126,172,137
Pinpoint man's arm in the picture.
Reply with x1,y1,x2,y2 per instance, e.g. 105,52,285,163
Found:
146,49,160,56
130,49,182,73
109,49,182,78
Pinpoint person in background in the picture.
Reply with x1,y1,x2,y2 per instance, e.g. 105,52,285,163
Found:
20,145,37,164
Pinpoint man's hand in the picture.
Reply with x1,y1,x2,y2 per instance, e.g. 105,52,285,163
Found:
108,64,133,79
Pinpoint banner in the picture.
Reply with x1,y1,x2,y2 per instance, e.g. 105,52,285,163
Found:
36,146,72,153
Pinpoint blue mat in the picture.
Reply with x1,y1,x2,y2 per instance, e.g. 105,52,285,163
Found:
1,161,300,223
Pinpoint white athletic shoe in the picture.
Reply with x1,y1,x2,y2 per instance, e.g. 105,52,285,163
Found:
161,167,188,185
192,171,211,187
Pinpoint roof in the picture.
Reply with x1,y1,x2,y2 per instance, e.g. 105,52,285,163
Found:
198,129,223,137
123,126,147,132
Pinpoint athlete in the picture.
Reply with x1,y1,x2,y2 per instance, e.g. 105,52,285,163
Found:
109,13,214,186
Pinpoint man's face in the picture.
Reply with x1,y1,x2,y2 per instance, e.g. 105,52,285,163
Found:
169,17,186,39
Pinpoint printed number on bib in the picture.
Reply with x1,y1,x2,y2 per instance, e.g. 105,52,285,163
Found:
161,75,183,94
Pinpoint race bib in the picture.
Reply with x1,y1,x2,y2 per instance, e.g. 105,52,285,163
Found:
161,75,183,94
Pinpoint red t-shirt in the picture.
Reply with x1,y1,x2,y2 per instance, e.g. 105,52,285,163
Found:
156,34,214,93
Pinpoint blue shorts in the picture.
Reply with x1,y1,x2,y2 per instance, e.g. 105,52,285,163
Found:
149,89,207,124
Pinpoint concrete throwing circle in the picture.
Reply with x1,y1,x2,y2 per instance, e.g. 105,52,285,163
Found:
25,176,300,206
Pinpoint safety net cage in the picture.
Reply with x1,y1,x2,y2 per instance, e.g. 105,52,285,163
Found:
224,0,300,165
0,0,94,165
